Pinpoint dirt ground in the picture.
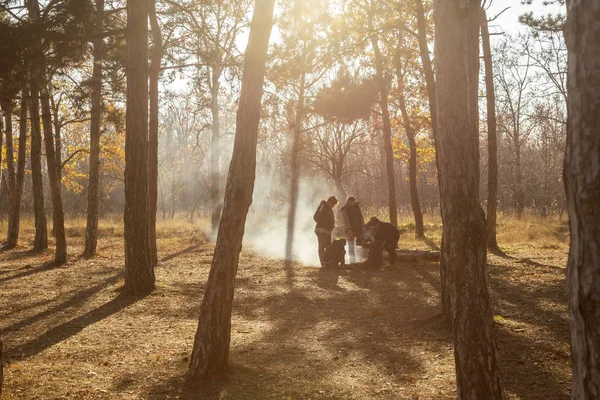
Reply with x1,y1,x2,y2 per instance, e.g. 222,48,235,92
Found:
0,217,571,399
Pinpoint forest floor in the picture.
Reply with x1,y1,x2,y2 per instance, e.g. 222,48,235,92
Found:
0,214,570,399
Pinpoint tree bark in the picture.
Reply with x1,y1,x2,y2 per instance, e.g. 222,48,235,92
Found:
370,26,398,227
41,87,67,265
84,0,104,258
210,69,222,236
148,0,162,267
124,0,154,294
480,8,499,252
395,43,424,239
28,84,48,250
415,0,451,322
434,0,504,398
184,0,275,384
6,95,27,249
564,1,600,398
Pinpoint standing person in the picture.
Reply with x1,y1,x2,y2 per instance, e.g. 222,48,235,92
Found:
313,196,338,267
340,196,365,264
365,217,400,265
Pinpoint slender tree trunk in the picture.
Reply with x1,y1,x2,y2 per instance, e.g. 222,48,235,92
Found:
0,102,3,194
29,84,48,250
480,8,499,251
6,95,27,248
184,0,274,384
124,0,154,294
148,0,162,267
415,0,440,175
564,2,600,397
285,53,306,262
210,71,222,236
370,33,397,227
415,0,451,321
84,0,104,258
41,88,67,265
434,0,504,398
514,141,524,218
1,100,18,243
395,44,424,238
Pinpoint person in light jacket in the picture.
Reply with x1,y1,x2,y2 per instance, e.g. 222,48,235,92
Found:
313,196,338,267
339,196,365,264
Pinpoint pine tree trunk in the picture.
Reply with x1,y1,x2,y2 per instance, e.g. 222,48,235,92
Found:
28,84,48,250
0,103,3,195
41,88,67,265
6,95,27,249
184,0,274,384
396,45,424,238
84,0,104,258
148,0,162,267
564,2,600,397
434,0,504,398
415,0,450,322
415,0,439,175
124,0,154,295
370,33,398,227
480,8,499,252
210,71,222,236
285,54,306,262
2,99,18,246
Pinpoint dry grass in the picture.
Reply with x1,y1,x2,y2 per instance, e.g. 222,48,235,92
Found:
0,215,570,399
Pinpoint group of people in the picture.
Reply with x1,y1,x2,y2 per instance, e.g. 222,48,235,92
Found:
313,195,400,268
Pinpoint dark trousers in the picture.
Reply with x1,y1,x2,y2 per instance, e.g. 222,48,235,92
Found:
316,233,331,266
384,233,400,264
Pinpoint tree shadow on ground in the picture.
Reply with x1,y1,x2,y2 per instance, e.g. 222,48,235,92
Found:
0,271,123,339
147,259,448,399
161,245,203,263
0,260,57,285
489,261,570,399
7,291,146,361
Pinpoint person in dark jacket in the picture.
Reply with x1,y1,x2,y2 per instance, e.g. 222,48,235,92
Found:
339,196,365,264
314,196,338,267
365,217,400,265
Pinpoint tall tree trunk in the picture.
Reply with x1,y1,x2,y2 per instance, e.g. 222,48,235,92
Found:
0,102,3,195
124,0,154,294
285,51,306,262
395,43,424,239
84,0,104,258
210,70,222,236
415,0,450,321
148,0,162,267
41,88,67,265
564,2,600,397
28,84,48,250
1,100,17,240
434,0,504,398
480,8,499,251
514,140,524,218
415,0,439,175
184,0,274,384
369,29,397,227
6,95,27,249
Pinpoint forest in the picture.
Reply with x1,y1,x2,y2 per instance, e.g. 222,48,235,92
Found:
0,0,598,399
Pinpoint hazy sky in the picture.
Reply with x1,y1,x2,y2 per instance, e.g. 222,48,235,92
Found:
487,1,565,37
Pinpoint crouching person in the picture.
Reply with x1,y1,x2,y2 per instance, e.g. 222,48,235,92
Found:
323,239,347,268
366,217,400,265
340,196,365,264
313,196,338,267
